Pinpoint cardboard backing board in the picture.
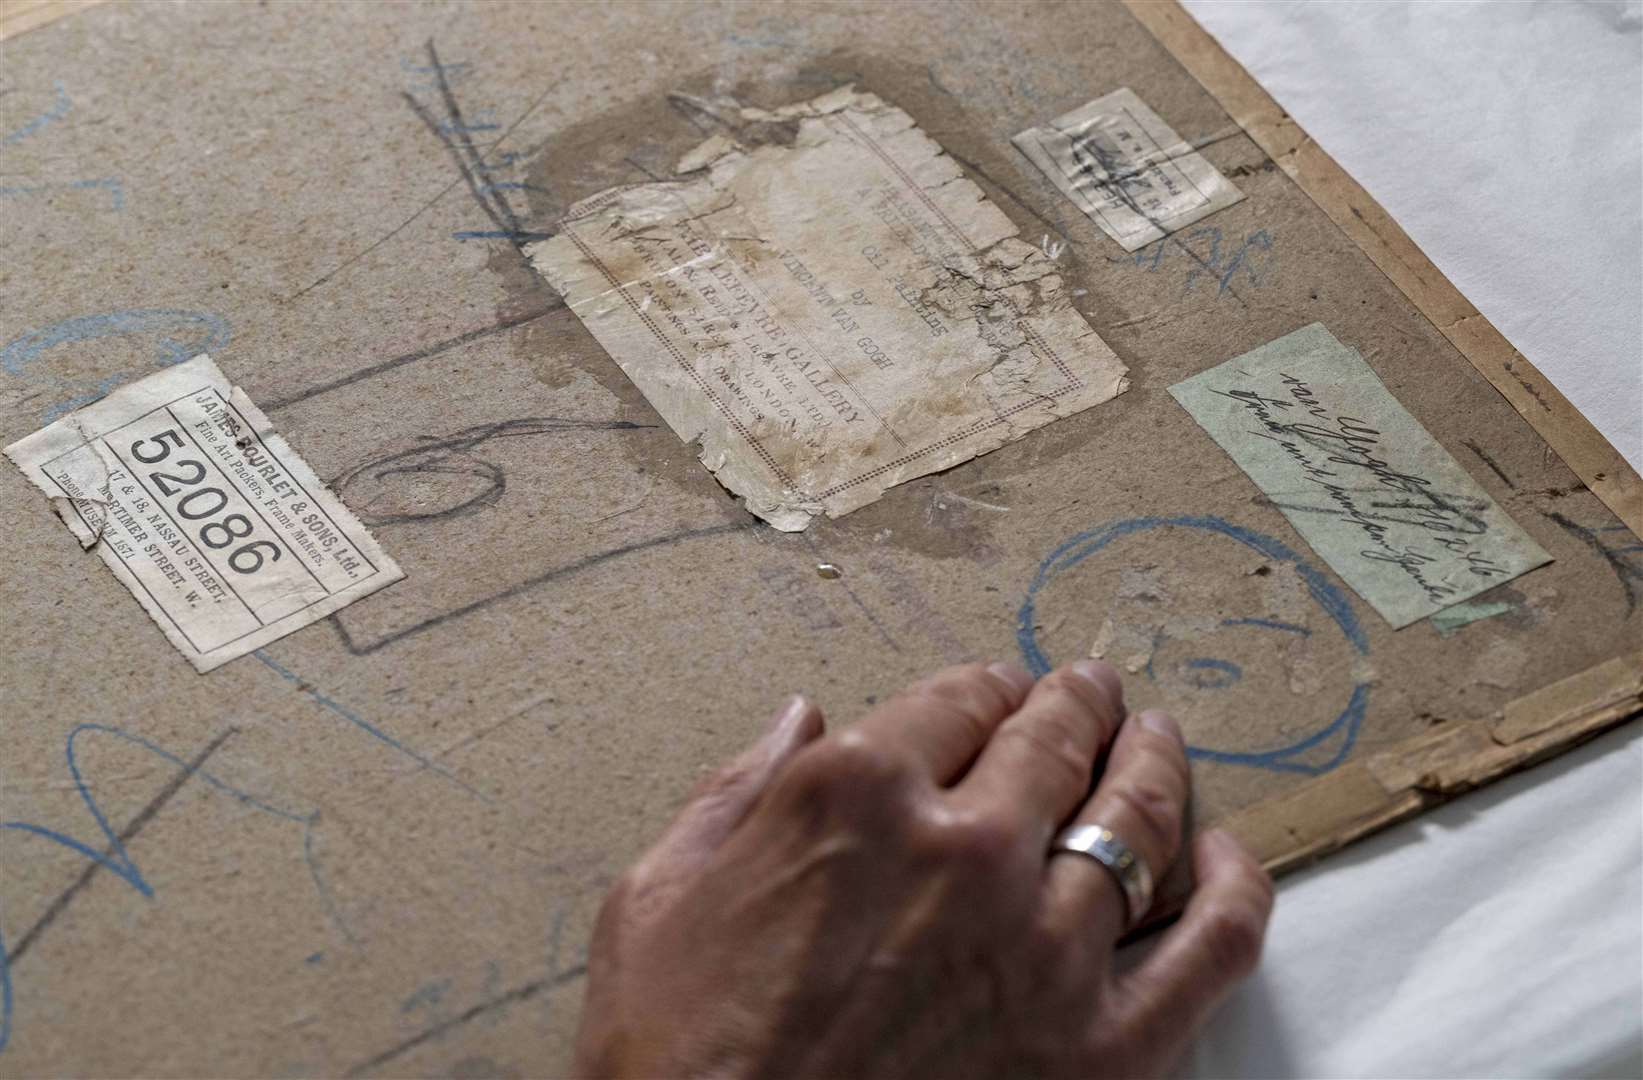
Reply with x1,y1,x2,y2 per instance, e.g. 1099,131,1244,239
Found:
0,1,1636,1074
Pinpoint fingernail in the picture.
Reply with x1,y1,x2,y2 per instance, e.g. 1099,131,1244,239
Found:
1069,658,1122,701
986,661,1036,695
767,694,809,737
1140,709,1181,743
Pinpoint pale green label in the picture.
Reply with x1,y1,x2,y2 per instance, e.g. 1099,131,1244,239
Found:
1169,323,1551,628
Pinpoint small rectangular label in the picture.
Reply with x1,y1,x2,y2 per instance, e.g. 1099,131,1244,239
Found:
6,355,403,670
1168,323,1552,628
528,87,1129,531
1013,87,1244,252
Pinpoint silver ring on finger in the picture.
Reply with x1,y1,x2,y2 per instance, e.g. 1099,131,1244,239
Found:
1049,823,1154,930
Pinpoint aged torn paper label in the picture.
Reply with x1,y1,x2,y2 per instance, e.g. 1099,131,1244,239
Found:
528,86,1128,530
1013,87,1244,252
5,355,402,671
1169,323,1551,628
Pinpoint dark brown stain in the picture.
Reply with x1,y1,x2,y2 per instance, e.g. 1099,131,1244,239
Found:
477,50,1137,546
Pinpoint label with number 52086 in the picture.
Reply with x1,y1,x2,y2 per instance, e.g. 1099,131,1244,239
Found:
5,354,403,672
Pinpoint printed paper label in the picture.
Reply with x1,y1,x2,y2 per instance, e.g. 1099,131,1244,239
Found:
1168,323,1552,628
1013,87,1244,252
6,355,403,671
528,86,1128,531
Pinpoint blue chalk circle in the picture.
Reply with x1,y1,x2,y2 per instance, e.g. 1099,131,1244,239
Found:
1017,515,1371,775
0,309,231,422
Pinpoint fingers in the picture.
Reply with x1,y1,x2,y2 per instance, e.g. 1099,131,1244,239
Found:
1112,829,1274,1042
851,661,1037,784
1044,708,1190,944
649,696,825,869
957,659,1126,836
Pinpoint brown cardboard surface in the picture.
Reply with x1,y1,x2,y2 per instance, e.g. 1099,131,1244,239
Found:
0,2,1637,1074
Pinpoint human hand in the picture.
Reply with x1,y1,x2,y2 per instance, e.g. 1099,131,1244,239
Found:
573,660,1274,1078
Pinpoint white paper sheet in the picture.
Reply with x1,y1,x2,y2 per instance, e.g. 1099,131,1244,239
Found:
529,87,1128,530
1175,3,1643,1076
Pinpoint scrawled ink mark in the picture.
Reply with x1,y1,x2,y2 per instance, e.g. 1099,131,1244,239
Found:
333,416,654,528
1253,486,1492,536
1543,511,1643,617
0,724,354,1055
252,650,489,801
1464,439,1517,490
330,521,755,655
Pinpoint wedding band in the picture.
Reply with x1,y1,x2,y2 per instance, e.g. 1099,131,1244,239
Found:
1050,823,1154,929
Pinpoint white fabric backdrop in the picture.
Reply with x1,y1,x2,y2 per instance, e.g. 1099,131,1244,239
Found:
1164,3,1643,1076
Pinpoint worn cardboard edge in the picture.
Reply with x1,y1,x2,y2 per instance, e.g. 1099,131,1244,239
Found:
0,0,103,42
1123,0,1643,541
1223,650,1643,878
1125,0,1643,879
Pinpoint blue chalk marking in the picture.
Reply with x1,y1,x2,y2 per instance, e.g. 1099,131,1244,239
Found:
1,309,230,423
399,56,474,92
1190,683,1371,774
1,309,230,377
1181,658,1242,689
400,977,452,1013
0,723,355,1054
0,177,124,212
1215,229,1272,294
39,374,127,424
1220,616,1311,636
477,181,550,196
1111,228,1275,297
476,151,522,173
1,82,70,147
1017,515,1370,775
2,725,302,896
252,650,489,802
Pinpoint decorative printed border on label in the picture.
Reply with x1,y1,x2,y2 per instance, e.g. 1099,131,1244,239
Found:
1013,87,1244,252
528,86,1128,531
5,355,403,671
1168,323,1552,628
